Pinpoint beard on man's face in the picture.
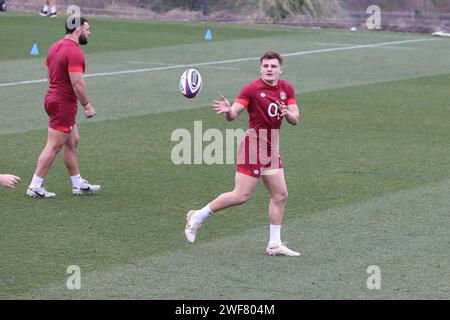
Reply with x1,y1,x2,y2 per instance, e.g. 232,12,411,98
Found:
79,34,88,45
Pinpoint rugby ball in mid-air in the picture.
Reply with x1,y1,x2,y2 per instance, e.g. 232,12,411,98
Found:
180,68,202,98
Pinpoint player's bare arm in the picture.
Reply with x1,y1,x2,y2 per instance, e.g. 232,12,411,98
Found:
69,71,96,118
212,95,246,121
279,101,300,125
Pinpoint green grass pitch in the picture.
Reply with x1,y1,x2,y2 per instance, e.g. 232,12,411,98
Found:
0,13,449,299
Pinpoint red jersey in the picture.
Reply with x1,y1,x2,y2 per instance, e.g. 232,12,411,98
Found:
236,78,297,131
45,38,85,102
235,79,297,173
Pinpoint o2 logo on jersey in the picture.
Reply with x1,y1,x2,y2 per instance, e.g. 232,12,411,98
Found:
268,103,281,120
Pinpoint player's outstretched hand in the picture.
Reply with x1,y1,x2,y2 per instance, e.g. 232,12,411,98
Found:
212,95,231,114
0,174,21,189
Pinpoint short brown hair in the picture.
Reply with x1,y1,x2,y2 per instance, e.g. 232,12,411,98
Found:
260,51,283,65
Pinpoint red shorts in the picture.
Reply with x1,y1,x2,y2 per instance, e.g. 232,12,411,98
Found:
44,98,77,133
237,157,283,178
236,132,283,178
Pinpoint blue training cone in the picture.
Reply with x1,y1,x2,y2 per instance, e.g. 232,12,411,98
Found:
31,43,39,56
204,29,212,41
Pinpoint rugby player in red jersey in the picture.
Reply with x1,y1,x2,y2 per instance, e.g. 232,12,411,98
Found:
185,51,301,256
27,17,101,198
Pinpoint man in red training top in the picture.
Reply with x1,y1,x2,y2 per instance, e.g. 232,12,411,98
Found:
185,51,301,256
27,17,101,198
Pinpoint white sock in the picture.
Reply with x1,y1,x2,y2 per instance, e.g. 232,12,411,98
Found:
70,174,83,188
43,5,49,12
268,224,282,247
50,6,56,14
29,175,44,189
192,204,213,224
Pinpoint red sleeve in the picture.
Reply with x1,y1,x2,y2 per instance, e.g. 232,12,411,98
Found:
67,48,85,73
235,83,254,108
285,81,297,105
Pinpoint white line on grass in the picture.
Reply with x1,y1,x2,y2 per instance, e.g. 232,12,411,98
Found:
124,60,174,65
314,42,358,47
198,66,240,70
125,61,239,70
376,46,415,50
315,42,416,50
0,38,438,88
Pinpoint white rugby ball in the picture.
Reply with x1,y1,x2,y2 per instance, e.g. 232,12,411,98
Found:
180,68,202,98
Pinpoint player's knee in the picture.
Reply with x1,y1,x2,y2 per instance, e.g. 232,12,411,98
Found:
274,190,288,203
68,137,79,149
47,143,63,154
235,192,251,205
